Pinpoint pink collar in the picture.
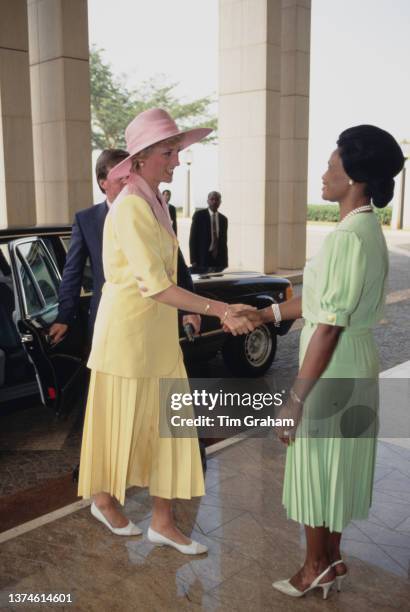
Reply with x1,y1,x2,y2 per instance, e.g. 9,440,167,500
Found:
113,173,175,238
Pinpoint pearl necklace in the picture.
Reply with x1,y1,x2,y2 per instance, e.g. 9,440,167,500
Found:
339,204,373,225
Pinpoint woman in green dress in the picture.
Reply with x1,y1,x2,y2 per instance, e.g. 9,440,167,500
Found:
244,125,405,599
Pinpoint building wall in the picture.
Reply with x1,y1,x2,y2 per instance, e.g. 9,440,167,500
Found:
218,0,311,272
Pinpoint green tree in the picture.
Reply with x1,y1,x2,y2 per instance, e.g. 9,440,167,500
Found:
90,47,217,150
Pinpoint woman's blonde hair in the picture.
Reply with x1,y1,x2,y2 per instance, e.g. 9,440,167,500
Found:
131,135,182,172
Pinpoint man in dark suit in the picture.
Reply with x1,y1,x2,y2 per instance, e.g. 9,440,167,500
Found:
49,150,200,345
189,191,228,272
49,149,128,345
162,189,177,235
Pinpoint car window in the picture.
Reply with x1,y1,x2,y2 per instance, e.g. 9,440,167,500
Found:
61,237,93,293
0,245,18,351
42,237,60,267
16,241,60,316
0,245,12,282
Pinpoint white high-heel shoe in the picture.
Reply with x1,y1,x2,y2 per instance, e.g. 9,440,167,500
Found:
273,565,335,600
147,527,208,555
91,502,142,536
332,559,347,592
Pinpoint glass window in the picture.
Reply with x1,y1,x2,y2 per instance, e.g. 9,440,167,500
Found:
42,238,60,267
17,241,60,316
0,245,12,280
0,244,17,350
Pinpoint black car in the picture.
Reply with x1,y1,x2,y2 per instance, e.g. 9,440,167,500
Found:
0,225,293,414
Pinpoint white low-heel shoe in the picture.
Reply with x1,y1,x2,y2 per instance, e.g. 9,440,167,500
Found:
147,527,208,555
273,565,335,600
332,560,347,592
91,502,142,536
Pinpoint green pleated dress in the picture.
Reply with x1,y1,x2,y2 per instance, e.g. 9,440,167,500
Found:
282,212,388,532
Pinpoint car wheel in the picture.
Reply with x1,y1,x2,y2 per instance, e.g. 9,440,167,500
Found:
222,324,277,377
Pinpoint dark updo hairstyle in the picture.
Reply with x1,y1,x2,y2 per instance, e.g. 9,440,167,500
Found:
337,125,405,208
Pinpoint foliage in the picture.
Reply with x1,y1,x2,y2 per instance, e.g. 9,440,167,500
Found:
90,47,217,150
307,204,392,226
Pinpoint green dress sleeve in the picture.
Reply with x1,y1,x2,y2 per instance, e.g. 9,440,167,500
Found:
317,229,366,327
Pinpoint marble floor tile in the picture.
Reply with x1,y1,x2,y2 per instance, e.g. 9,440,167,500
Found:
381,439,410,457
375,487,410,505
124,528,255,597
256,520,302,551
374,470,410,494
193,504,247,535
206,472,272,497
372,488,409,505
396,517,410,533
202,489,278,516
373,465,395,483
375,443,410,476
364,510,393,529
2,435,410,611
341,521,373,544
205,557,410,612
206,562,309,612
379,544,410,573
341,539,407,578
0,564,115,611
206,512,295,572
204,465,240,490
369,499,410,529
355,518,410,549
209,441,278,472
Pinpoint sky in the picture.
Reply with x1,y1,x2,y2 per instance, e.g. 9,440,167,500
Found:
88,0,410,206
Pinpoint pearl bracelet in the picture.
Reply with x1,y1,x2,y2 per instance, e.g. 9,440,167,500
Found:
221,308,229,324
271,303,281,327
290,388,303,405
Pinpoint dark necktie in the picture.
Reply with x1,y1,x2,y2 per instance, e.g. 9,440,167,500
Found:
210,213,218,259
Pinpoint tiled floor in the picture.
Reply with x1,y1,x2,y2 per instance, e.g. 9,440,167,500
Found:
1,361,409,610
1,431,410,611
0,402,82,497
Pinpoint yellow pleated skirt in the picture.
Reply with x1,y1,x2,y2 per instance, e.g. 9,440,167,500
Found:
77,356,205,505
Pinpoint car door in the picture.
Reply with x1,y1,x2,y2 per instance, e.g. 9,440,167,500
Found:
8,237,87,414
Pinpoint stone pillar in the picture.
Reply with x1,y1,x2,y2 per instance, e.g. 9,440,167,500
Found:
218,0,311,272
28,0,92,224
392,164,410,230
403,167,410,230
391,168,404,230
0,0,36,227
278,0,310,268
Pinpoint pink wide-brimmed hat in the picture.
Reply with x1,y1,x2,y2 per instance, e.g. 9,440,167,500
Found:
108,108,213,180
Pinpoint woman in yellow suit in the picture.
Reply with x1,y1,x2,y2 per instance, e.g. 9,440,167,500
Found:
78,109,254,555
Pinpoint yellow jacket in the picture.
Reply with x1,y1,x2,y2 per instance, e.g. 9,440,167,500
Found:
87,194,181,378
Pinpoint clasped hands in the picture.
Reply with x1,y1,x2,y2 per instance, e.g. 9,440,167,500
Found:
220,304,267,336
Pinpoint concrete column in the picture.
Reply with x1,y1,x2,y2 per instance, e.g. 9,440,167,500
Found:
0,0,36,227
392,164,410,230
391,168,404,230
218,0,281,272
218,0,310,272
28,0,92,224
403,169,410,230
278,0,310,268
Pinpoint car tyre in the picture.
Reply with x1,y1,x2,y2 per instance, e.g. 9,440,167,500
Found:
222,323,277,377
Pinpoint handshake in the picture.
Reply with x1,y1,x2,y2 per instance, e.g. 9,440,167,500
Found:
220,304,270,336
